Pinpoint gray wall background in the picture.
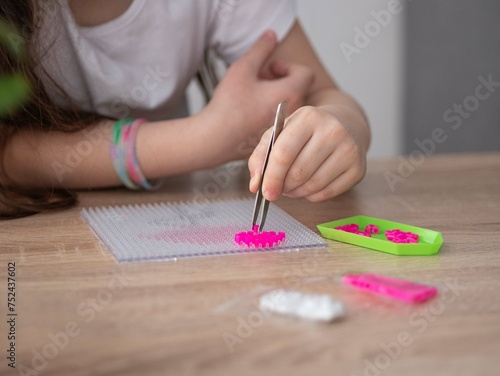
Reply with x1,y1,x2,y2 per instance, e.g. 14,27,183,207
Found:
188,0,405,158
404,0,500,154
188,1,500,157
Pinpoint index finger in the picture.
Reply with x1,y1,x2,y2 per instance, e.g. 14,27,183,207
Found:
248,127,273,193
261,119,312,201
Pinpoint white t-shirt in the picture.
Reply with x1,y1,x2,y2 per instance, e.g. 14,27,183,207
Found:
36,0,296,121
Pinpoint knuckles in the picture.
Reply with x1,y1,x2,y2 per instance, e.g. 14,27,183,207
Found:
307,184,338,202
298,172,322,193
305,192,326,203
294,106,322,124
271,146,295,168
353,158,367,184
287,166,310,186
245,99,368,203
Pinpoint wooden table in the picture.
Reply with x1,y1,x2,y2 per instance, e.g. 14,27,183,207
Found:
1,152,500,376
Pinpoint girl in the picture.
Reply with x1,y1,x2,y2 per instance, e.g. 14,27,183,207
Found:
0,0,370,219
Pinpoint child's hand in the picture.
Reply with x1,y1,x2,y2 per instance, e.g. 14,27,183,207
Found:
202,31,314,160
248,105,367,202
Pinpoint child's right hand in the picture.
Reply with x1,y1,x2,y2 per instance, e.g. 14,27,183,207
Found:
202,30,314,160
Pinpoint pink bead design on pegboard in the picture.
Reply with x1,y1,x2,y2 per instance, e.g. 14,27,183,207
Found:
234,225,286,248
335,223,380,237
385,229,419,243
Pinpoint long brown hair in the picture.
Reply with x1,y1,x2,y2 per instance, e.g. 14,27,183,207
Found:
0,1,100,219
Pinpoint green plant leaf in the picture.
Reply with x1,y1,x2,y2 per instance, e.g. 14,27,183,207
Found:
0,19,25,60
0,73,31,115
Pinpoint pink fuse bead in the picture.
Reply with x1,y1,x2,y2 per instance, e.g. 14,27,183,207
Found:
335,223,380,237
385,229,419,244
365,224,380,235
335,224,357,232
234,227,286,248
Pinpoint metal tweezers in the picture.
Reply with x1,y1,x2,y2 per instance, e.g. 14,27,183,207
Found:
251,100,287,232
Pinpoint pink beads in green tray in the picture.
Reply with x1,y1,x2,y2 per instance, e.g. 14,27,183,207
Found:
335,224,419,244
335,223,380,237
318,215,443,256
385,229,419,243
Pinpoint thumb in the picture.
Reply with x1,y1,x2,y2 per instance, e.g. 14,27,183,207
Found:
240,30,277,73
278,62,314,92
268,59,289,78
248,127,274,193
276,62,314,112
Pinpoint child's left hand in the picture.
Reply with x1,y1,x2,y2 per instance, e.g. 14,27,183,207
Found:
248,105,367,202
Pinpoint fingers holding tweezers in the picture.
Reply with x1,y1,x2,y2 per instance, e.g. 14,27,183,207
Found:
249,101,287,200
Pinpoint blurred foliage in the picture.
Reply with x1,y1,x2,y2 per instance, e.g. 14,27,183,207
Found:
0,19,31,116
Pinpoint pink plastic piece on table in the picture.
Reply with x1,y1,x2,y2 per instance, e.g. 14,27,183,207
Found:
342,273,438,303
385,229,419,243
234,227,286,248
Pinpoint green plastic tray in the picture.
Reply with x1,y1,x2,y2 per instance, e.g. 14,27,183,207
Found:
317,215,443,256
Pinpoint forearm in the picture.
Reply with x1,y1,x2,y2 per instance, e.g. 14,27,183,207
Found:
2,111,226,189
305,87,371,153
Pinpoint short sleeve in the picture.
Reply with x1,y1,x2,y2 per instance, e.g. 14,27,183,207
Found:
208,0,296,64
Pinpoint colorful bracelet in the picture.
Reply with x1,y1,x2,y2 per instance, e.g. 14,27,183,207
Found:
110,118,139,190
110,117,157,190
125,118,159,190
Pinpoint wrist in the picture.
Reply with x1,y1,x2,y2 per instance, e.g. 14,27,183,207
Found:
198,102,245,162
318,103,370,154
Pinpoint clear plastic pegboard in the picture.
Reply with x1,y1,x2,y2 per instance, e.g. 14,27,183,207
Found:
81,198,327,263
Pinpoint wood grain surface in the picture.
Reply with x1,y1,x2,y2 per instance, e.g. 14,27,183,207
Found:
1,152,499,376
